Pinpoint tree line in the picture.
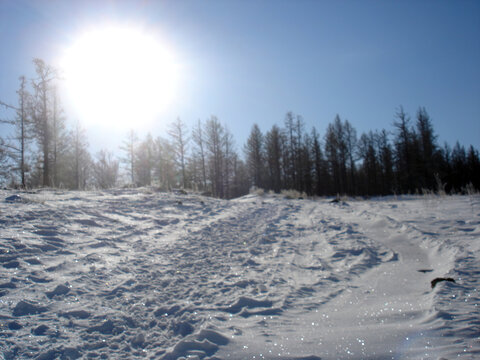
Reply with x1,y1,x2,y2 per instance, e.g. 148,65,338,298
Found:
1,58,479,197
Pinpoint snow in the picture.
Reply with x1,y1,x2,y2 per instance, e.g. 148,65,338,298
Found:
0,188,479,359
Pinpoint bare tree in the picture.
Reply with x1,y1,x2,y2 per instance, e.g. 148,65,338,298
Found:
70,120,91,190
120,129,138,185
153,136,176,189
205,116,224,197
50,85,68,187
135,133,155,186
93,150,119,189
223,126,236,198
168,117,189,189
192,119,207,190
0,77,32,187
31,58,56,187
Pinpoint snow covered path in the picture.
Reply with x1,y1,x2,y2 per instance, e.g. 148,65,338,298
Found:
0,189,479,359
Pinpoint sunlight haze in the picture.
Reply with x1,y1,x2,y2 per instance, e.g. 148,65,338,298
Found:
61,25,179,131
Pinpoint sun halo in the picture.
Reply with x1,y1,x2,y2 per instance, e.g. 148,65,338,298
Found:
61,26,178,131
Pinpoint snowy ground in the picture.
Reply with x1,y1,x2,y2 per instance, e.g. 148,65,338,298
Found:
0,188,479,359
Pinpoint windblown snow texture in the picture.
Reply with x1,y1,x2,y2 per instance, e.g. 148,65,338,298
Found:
0,189,479,359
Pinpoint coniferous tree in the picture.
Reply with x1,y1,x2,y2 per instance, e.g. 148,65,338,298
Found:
311,127,329,196
293,115,305,191
393,106,416,193
324,115,349,194
358,132,379,196
299,133,313,195
265,125,283,193
344,120,358,194
415,107,438,189
466,145,480,190
245,124,265,189
451,141,467,192
283,112,297,189
377,129,394,195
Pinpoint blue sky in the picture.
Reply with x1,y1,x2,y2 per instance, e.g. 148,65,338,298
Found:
1,0,479,153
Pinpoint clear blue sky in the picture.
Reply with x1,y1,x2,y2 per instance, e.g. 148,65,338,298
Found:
1,0,479,154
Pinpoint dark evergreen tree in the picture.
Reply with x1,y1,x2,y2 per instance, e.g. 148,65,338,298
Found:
324,115,348,195
245,123,265,189
311,127,329,196
393,106,416,193
358,132,378,196
415,107,438,189
265,125,283,193
466,145,480,190
377,129,394,195
451,141,467,192
344,120,358,194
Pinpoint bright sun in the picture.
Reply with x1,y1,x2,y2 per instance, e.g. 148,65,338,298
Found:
61,26,178,130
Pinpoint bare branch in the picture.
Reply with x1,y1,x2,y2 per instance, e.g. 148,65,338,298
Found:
0,100,18,111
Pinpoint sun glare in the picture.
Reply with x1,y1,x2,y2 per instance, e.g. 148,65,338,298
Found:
61,26,178,130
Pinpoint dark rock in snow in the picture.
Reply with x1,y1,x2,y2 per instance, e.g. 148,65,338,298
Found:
5,194,23,203
13,300,48,316
417,269,433,273
431,277,456,289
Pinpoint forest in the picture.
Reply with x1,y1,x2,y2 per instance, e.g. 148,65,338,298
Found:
1,59,479,198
